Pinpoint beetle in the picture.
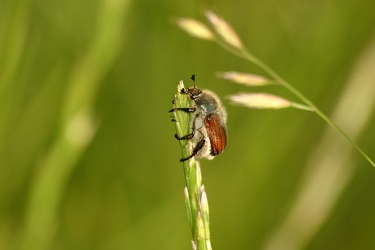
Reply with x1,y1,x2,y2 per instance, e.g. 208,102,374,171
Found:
169,74,227,162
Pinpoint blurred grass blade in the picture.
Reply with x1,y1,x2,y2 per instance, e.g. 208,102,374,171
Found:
263,35,375,250
0,0,31,152
0,0,31,94
17,0,132,249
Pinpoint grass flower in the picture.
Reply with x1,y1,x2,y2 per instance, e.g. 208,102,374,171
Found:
176,9,375,168
219,71,271,86
228,92,292,109
205,10,243,49
176,18,215,41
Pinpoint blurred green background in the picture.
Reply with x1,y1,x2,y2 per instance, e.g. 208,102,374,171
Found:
1,0,375,249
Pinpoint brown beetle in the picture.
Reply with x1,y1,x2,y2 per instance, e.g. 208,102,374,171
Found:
170,75,227,162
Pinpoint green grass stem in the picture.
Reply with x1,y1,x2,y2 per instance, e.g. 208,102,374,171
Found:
237,50,375,168
171,81,212,250
211,20,375,168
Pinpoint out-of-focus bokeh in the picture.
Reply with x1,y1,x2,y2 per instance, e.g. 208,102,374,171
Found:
1,0,375,249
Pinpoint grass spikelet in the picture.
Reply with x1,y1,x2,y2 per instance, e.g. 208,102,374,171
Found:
176,9,375,168
228,93,292,109
176,18,215,41
219,71,271,86
204,10,243,49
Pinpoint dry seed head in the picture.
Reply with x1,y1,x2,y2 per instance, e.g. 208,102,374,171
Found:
205,10,243,49
220,71,270,86
228,93,292,109
176,18,215,41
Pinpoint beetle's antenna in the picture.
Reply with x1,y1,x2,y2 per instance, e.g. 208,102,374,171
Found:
191,74,196,88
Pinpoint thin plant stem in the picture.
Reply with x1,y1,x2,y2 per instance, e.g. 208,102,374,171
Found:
171,81,212,250
239,49,375,168
215,37,375,168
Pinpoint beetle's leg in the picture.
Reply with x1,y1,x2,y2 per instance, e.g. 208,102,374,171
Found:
172,110,197,139
180,137,205,162
168,107,196,113
175,132,194,140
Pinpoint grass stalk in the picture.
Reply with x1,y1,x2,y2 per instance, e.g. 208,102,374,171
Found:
17,0,131,249
237,49,375,168
171,81,212,250
184,11,375,168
